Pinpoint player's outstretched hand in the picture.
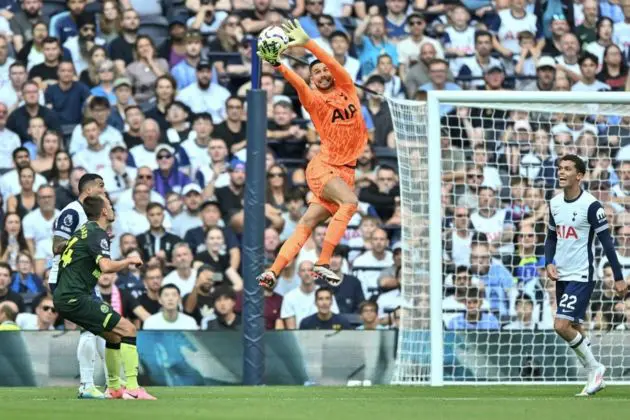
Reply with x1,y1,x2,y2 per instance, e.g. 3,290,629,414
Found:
282,19,310,48
256,48,280,67
546,263,558,281
127,255,144,268
614,280,628,298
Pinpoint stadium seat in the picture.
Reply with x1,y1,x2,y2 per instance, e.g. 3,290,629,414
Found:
138,15,170,49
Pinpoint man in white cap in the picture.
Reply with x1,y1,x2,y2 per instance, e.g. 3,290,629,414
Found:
172,183,204,238
523,56,556,91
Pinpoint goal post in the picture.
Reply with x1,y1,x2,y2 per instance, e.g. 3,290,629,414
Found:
388,91,630,386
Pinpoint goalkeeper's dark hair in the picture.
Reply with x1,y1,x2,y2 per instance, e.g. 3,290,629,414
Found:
78,173,103,194
558,154,586,175
309,59,322,71
83,195,107,221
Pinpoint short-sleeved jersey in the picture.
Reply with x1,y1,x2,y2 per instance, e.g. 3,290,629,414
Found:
489,9,540,55
278,40,368,167
55,221,110,298
548,190,608,282
49,200,88,285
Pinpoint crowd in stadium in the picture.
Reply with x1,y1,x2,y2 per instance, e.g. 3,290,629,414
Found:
0,0,629,334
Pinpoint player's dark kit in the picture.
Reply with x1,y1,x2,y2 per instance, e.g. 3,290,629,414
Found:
53,221,121,335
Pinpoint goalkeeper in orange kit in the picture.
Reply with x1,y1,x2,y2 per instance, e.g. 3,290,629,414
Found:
256,20,368,288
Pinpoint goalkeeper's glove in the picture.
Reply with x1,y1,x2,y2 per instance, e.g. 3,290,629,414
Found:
256,45,281,67
282,19,310,48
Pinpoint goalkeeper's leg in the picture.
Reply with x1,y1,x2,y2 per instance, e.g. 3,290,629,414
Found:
313,176,358,285
260,203,331,288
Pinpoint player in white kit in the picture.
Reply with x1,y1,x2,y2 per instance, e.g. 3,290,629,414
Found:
49,173,108,399
545,155,627,396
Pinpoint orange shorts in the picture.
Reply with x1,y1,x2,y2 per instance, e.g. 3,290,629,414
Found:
305,154,355,215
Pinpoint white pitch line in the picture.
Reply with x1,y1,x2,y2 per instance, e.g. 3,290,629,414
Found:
24,396,630,402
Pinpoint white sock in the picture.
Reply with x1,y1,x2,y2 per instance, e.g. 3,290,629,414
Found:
95,336,108,379
568,332,598,369
77,332,97,388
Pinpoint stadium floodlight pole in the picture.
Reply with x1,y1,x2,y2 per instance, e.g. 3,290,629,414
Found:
242,37,266,386
282,52,383,97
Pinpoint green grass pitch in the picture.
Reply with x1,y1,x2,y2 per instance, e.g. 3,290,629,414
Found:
2,386,630,420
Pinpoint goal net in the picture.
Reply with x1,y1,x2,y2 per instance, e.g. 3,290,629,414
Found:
388,91,630,385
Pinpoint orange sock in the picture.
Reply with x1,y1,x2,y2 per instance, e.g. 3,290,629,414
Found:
317,203,357,266
270,224,313,276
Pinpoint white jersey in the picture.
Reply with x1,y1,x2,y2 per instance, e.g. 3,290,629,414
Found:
470,208,514,255
49,200,88,285
548,190,608,282
493,9,539,54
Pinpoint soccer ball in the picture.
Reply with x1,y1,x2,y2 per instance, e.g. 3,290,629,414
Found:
258,26,289,60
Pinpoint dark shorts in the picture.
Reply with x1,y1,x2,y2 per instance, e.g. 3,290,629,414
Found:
555,281,595,324
53,294,121,335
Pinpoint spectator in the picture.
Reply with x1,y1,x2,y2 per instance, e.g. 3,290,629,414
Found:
136,202,182,267
22,184,58,254
158,16,187,67
214,160,246,227
299,0,345,38
205,286,241,331
207,14,243,74
129,119,162,170
171,30,204,90
0,35,14,86
353,228,393,298
419,59,462,115
23,117,48,162
71,118,113,174
113,247,145,295
0,102,21,171
172,184,204,238
457,30,503,89
372,54,404,99
280,260,339,329
356,300,387,330
44,60,90,125
110,78,134,128
79,45,107,88
358,165,400,221
196,138,231,198
6,81,60,142
96,272,149,327
513,32,538,87
213,96,247,155
354,10,397,76
101,141,136,202
64,12,106,75
363,75,394,147
0,62,28,109
469,241,514,318
163,243,197,296
404,42,454,98
194,227,243,291
598,44,628,91
183,265,219,324
51,0,88,44
177,60,230,123
153,144,192,197
16,20,49,72
9,252,43,294
70,96,123,155
480,65,507,91
29,37,62,89
446,287,500,330
182,112,214,173
312,14,336,55
126,35,169,105
0,262,25,311
184,199,240,264
443,266,490,322
555,33,581,82
585,16,614,67
489,0,541,57
471,186,514,257
235,283,283,330
318,245,364,314
110,8,140,73
17,292,57,330
54,166,84,210
188,0,227,34
10,0,48,55
163,100,192,146
98,0,122,43
0,300,19,330
240,0,274,35
329,30,360,82
7,166,38,219
572,52,611,91
115,166,164,212
113,183,154,236
280,189,306,242
134,264,163,315
143,284,199,330
504,293,538,330
121,105,144,149
89,59,118,104
300,287,351,330
576,0,599,45
444,207,474,269
540,14,570,57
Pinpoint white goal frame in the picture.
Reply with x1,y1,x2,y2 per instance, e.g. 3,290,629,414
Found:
402,91,630,387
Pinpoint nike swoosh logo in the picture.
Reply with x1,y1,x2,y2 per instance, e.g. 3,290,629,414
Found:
68,298,77,303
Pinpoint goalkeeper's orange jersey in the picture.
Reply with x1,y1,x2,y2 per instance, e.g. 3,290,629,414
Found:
278,40,368,167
